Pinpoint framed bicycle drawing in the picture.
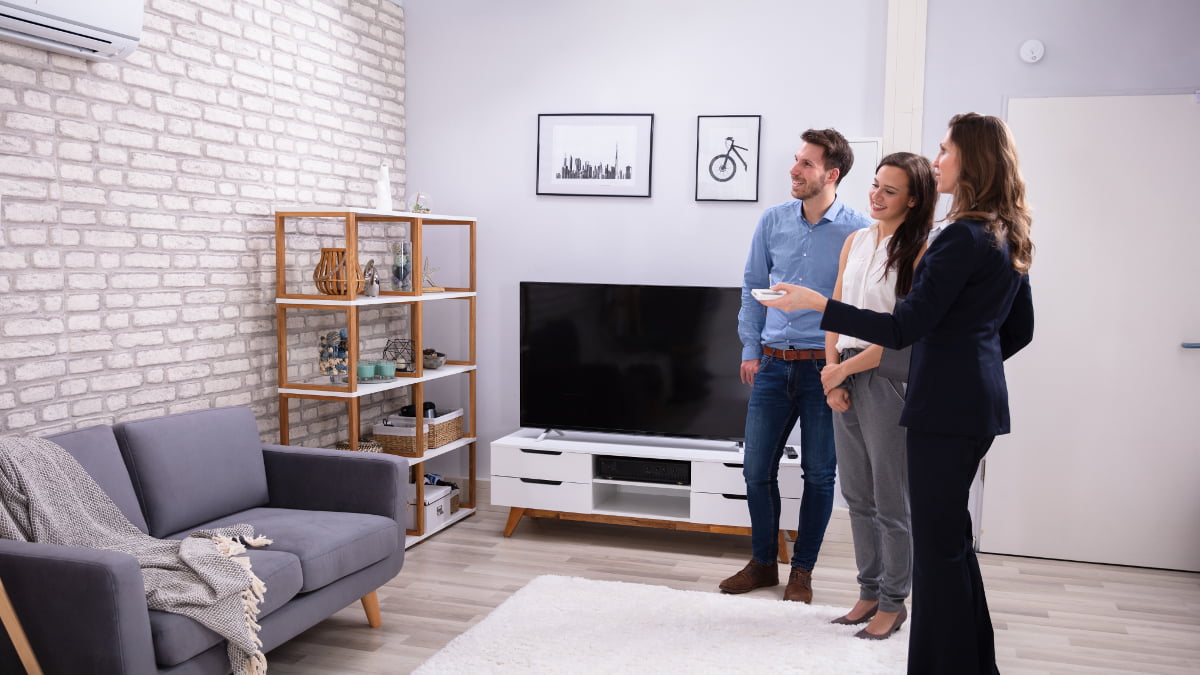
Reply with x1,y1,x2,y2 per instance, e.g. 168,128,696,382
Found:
536,113,654,197
695,115,761,201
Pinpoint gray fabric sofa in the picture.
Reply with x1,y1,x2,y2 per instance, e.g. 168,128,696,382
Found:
0,406,407,674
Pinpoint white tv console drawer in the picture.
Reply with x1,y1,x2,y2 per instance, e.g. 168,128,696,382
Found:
691,492,803,528
691,459,805,499
492,445,593,483
492,475,592,513
691,460,747,494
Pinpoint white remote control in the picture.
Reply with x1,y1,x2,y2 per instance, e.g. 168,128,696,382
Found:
751,288,785,300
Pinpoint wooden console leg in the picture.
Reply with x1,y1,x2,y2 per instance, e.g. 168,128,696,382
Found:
0,579,42,675
777,530,792,564
502,507,526,536
360,590,382,628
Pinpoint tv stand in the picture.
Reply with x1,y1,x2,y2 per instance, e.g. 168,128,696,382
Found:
535,428,565,442
490,428,804,563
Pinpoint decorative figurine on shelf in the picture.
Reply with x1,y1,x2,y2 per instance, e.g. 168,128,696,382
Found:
362,259,380,297
383,338,415,373
390,241,412,292
376,164,394,212
407,190,432,214
318,329,349,383
421,256,445,292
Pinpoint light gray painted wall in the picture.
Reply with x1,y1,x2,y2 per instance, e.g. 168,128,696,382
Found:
921,0,1200,156
402,0,889,470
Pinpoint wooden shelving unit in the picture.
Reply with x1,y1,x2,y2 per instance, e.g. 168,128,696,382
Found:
273,209,478,545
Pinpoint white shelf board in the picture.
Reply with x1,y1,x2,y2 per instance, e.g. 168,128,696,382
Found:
592,491,690,520
279,363,476,398
494,429,767,464
409,437,475,463
275,207,477,223
405,507,475,548
276,290,475,306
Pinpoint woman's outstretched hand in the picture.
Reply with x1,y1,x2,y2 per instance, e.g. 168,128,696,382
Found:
757,283,829,313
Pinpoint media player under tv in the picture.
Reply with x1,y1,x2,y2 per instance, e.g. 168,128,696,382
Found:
594,455,690,485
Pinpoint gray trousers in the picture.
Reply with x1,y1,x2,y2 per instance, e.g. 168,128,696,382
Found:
833,354,912,613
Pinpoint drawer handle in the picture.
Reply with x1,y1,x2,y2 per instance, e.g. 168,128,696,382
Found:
721,494,748,501
520,478,563,486
722,463,744,468
520,449,563,455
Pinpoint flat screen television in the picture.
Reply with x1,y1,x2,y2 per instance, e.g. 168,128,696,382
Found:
520,281,750,441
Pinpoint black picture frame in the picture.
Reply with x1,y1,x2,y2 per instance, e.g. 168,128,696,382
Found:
695,115,761,202
536,113,654,197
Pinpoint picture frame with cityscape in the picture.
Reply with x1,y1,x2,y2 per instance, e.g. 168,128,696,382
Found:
536,113,654,197
695,115,761,202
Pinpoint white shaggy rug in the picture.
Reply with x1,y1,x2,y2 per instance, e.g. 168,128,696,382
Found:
414,575,908,674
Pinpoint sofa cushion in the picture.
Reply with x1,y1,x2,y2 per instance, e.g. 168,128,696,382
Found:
43,425,149,533
147,548,303,667
114,407,269,538
180,507,400,593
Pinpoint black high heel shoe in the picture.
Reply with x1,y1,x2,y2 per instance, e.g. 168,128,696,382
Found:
830,604,878,626
854,605,907,640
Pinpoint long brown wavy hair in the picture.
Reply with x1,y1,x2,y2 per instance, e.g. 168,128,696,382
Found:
878,152,936,295
945,113,1034,274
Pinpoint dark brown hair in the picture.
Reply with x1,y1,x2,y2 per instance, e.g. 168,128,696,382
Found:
801,128,854,187
945,113,1034,274
877,152,937,296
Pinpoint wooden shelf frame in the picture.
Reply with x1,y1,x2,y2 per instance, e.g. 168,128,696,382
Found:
274,209,478,539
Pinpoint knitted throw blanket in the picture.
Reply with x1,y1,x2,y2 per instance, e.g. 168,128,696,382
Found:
0,437,272,674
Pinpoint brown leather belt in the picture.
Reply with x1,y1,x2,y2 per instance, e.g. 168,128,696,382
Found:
763,347,826,361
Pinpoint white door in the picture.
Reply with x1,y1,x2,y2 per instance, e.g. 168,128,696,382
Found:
980,94,1200,571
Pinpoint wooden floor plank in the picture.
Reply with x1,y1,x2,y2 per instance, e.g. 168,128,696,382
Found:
265,486,1200,674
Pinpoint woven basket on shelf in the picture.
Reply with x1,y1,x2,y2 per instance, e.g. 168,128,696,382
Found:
334,438,383,453
372,409,464,458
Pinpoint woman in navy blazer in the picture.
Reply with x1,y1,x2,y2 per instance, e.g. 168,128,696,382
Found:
763,113,1034,674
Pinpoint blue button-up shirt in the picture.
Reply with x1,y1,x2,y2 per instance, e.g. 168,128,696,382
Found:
739,198,871,359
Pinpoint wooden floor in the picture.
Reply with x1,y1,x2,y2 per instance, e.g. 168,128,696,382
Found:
268,485,1200,674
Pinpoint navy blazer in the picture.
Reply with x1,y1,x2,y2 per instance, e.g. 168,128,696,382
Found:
822,219,1034,436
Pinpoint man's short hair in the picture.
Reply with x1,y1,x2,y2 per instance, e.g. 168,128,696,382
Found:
800,128,854,186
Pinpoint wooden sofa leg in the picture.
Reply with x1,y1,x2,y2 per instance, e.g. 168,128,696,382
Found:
360,591,382,628
0,579,42,675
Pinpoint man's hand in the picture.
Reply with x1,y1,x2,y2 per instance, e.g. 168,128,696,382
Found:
740,359,759,386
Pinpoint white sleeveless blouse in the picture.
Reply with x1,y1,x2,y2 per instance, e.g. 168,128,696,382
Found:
836,223,898,351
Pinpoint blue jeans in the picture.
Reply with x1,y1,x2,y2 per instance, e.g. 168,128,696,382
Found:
743,355,836,570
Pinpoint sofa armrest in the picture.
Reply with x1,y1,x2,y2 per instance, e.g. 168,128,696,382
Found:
0,539,158,675
262,444,409,521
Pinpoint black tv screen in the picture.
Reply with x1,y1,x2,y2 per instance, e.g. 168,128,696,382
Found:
520,281,750,441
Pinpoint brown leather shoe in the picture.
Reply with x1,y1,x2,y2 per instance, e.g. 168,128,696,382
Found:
783,567,813,603
718,560,779,594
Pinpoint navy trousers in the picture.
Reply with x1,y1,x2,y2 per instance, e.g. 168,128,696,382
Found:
905,429,1000,675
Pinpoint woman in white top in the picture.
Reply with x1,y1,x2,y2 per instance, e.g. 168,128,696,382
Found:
821,152,936,639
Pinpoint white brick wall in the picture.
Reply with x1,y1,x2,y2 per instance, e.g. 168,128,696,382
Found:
0,0,408,446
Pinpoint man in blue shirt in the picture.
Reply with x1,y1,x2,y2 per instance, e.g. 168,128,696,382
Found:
721,128,871,603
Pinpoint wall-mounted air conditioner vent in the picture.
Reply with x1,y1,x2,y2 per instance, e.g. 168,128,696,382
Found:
0,0,143,61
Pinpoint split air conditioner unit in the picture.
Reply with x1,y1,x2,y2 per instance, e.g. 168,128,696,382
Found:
0,0,143,61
